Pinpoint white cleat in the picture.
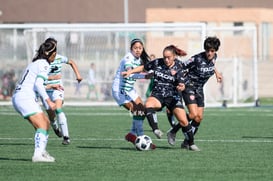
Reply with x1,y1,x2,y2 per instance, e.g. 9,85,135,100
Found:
189,144,201,151
32,151,55,162
153,129,163,139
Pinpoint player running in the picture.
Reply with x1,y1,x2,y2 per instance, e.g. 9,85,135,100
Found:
123,45,200,151
167,36,222,150
41,37,83,145
112,38,156,149
12,41,60,162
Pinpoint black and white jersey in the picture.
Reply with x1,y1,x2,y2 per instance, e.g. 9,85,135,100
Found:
183,52,217,89
144,58,185,98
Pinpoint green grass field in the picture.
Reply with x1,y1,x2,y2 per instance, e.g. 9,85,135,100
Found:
0,105,272,181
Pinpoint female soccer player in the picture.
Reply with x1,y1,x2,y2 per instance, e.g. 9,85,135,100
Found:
167,36,222,149
12,41,59,162
112,38,156,149
41,37,83,145
123,45,200,151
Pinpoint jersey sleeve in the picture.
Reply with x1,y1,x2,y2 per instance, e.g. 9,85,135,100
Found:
56,54,69,64
183,56,196,69
35,60,50,101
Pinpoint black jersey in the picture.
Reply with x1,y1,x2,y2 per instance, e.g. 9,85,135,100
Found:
183,52,217,89
144,58,185,98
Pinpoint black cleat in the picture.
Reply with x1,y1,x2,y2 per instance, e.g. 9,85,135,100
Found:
53,128,63,138
62,136,70,145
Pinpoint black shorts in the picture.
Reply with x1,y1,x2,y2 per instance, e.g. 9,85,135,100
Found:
152,94,184,111
182,87,205,107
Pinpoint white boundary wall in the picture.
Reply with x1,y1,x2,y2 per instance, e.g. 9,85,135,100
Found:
0,23,258,107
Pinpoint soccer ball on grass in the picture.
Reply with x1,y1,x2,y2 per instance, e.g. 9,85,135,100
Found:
134,135,153,151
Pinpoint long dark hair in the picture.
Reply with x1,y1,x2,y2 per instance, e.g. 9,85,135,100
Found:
163,45,187,56
32,41,57,62
130,38,150,65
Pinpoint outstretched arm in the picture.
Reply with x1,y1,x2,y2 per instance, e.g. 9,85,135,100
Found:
121,65,145,78
68,59,83,83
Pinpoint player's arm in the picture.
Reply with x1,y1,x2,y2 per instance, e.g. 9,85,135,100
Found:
130,70,154,79
122,65,145,78
68,59,83,83
35,75,56,110
214,67,222,83
48,74,61,80
176,70,186,92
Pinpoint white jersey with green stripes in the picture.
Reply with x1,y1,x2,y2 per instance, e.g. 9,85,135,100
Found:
46,54,69,90
113,52,142,92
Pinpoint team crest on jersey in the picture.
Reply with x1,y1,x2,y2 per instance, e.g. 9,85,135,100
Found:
44,66,48,70
190,95,195,100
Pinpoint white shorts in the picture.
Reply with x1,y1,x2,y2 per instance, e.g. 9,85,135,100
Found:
112,88,139,106
42,89,64,110
12,93,43,118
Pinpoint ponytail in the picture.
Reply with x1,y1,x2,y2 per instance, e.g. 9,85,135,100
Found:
163,45,187,57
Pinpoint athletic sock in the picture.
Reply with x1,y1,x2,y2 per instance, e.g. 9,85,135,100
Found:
50,119,59,130
56,109,69,138
33,128,48,156
166,111,175,127
182,124,194,146
171,123,181,133
191,120,200,135
132,115,144,136
146,108,159,131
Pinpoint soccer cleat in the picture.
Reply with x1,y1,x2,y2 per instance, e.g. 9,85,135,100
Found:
62,136,70,145
189,144,201,151
125,132,137,144
149,143,156,150
153,129,163,139
181,139,190,150
167,130,176,146
53,127,63,138
32,151,55,162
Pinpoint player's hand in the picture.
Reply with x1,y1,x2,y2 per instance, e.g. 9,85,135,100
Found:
216,73,223,83
121,71,131,78
176,83,185,91
76,77,83,83
46,98,56,110
51,84,64,91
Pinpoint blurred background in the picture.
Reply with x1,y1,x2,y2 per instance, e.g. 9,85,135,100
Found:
0,0,272,107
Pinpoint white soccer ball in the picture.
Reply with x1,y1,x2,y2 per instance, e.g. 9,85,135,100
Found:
135,135,152,151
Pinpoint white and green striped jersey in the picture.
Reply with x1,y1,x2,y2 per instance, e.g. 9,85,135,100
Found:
46,54,69,89
113,52,142,92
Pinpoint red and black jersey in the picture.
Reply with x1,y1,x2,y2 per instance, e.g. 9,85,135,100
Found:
144,58,186,98
183,52,217,89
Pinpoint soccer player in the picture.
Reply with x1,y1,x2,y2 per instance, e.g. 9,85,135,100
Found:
86,63,99,100
167,36,222,150
112,38,156,149
41,37,83,145
122,45,200,151
12,41,59,162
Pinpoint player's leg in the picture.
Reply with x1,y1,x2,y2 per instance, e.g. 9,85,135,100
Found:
55,99,70,145
145,96,163,139
41,92,62,138
12,96,55,162
46,109,62,137
173,107,200,151
29,113,55,162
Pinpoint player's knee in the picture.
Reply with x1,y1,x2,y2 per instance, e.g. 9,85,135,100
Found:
132,103,146,116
